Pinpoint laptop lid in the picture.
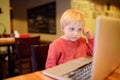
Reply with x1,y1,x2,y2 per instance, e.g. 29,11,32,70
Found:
91,16,120,80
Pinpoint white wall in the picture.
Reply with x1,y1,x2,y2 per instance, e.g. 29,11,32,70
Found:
0,0,10,34
12,0,70,41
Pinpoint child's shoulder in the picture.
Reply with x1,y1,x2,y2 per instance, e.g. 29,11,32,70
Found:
50,37,64,45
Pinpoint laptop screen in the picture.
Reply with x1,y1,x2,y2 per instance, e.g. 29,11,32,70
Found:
91,16,120,80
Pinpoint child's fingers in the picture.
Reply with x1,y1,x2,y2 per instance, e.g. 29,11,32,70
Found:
83,28,93,39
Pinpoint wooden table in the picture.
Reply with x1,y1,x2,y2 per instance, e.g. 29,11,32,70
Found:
4,66,120,80
4,71,54,80
105,66,120,80
0,37,15,46
0,37,15,76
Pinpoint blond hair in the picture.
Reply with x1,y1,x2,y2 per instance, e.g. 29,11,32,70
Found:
60,9,85,29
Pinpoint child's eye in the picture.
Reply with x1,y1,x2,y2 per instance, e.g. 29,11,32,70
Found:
70,28,74,31
78,28,82,31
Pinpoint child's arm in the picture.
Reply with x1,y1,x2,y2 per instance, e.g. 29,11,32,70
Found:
45,43,59,69
83,28,94,55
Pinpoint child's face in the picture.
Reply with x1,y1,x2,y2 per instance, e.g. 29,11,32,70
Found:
62,23,83,41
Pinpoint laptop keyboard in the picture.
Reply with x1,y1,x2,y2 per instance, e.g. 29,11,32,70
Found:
63,62,92,80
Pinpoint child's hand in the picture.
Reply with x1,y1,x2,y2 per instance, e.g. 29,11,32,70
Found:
83,28,93,39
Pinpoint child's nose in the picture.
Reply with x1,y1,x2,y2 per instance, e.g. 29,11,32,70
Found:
73,31,78,36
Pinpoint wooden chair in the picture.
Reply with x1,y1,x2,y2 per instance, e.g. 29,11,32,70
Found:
14,36,40,74
31,43,50,72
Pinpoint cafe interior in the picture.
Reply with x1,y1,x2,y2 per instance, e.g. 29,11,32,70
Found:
0,0,120,80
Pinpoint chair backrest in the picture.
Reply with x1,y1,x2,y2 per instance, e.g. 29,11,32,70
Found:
15,36,40,59
31,43,49,72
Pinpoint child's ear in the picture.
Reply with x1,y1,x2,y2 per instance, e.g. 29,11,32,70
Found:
61,26,64,31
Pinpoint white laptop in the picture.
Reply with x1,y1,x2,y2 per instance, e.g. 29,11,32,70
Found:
42,16,120,80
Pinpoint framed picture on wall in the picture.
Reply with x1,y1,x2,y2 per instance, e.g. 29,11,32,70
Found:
27,1,56,34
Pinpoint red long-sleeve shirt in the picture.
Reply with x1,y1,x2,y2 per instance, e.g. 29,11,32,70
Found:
46,37,94,69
